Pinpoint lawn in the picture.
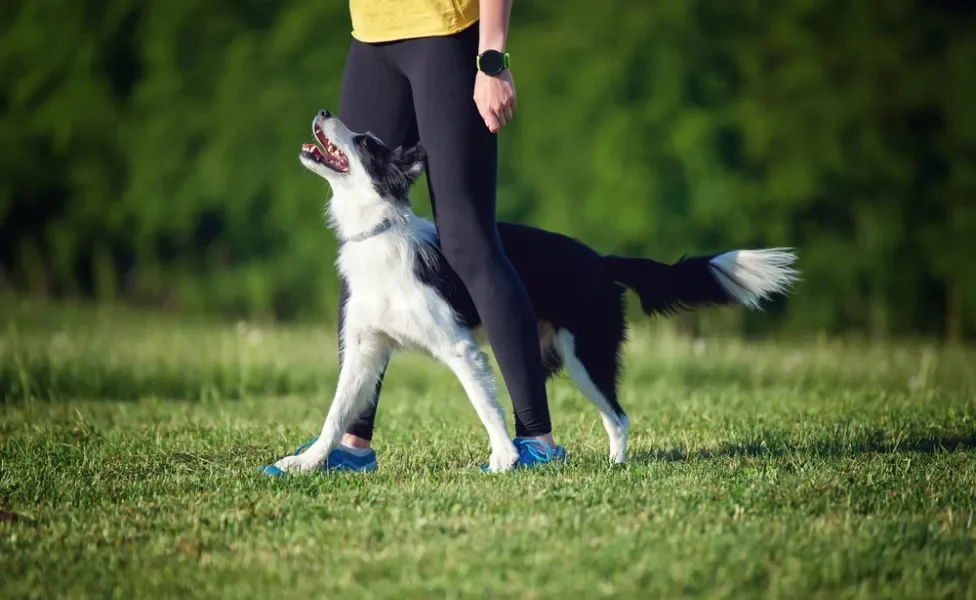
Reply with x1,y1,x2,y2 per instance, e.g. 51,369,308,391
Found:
1,299,975,599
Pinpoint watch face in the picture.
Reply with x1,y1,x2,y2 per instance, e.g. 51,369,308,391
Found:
479,51,505,74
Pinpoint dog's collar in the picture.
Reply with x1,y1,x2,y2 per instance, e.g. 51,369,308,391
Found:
342,213,409,244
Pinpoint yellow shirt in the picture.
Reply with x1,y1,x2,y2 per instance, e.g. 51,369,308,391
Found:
350,0,479,43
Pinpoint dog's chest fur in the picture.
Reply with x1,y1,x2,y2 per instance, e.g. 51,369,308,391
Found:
335,216,464,353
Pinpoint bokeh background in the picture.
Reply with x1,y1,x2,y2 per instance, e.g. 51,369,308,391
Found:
1,0,974,341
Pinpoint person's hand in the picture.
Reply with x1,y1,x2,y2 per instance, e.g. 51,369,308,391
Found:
474,69,516,133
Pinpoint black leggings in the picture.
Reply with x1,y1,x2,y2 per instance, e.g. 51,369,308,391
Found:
336,23,552,439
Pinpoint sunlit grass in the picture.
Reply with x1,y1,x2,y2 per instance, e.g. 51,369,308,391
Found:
1,300,975,599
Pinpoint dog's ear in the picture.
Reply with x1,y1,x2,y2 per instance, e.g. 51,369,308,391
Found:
392,143,426,182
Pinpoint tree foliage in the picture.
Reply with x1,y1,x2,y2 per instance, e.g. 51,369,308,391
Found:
1,0,973,339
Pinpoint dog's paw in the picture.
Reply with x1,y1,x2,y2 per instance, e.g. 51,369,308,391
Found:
609,442,627,464
488,448,520,473
272,454,322,474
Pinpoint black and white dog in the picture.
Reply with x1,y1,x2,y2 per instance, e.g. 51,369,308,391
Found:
270,110,799,474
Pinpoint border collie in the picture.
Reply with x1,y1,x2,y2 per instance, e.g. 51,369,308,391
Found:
270,109,799,474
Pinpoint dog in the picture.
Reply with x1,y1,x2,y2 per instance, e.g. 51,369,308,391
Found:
270,109,799,474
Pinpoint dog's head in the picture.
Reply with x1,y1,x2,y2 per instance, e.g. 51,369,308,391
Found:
300,110,426,204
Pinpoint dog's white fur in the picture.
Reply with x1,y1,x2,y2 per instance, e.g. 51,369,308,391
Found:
273,113,799,474
275,115,521,473
709,249,800,311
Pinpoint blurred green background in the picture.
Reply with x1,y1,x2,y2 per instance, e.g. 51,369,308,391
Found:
1,0,974,341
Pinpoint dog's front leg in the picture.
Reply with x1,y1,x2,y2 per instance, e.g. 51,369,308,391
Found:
273,328,391,474
440,336,519,473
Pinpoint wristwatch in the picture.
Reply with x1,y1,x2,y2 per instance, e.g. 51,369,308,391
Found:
476,49,510,76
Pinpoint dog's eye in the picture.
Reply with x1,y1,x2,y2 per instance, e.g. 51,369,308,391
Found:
360,137,370,149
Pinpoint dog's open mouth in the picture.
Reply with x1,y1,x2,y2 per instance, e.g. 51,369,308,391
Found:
302,126,349,172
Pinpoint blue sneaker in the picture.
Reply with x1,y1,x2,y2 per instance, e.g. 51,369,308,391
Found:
480,438,568,472
325,444,378,472
260,437,378,476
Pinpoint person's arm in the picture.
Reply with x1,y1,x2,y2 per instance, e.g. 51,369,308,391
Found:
478,0,511,55
474,0,516,133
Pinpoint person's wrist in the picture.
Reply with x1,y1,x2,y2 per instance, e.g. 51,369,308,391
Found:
478,37,505,54
477,48,510,77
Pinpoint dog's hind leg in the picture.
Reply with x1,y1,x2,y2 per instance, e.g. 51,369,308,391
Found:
273,326,392,474
554,327,629,464
436,333,520,473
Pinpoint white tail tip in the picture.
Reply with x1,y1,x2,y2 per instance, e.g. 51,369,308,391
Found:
708,248,800,310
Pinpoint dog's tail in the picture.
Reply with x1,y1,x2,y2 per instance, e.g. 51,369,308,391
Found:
602,248,799,316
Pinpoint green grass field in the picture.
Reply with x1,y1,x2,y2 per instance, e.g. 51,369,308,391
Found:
2,299,975,599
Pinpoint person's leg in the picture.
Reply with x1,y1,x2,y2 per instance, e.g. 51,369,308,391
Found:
393,26,560,451
335,38,418,447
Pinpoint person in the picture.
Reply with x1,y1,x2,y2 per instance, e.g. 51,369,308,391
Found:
313,0,566,472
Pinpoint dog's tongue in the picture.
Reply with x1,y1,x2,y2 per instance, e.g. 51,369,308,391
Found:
302,143,317,152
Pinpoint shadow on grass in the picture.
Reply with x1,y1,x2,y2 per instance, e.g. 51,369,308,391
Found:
1,355,451,404
0,510,36,526
0,357,340,404
631,430,976,464
4,337,973,403
630,366,893,396
0,364,910,404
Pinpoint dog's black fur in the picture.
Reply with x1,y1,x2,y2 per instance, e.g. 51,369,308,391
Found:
356,131,426,203
367,141,791,424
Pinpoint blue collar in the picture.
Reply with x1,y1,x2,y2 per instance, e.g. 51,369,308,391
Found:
342,213,409,244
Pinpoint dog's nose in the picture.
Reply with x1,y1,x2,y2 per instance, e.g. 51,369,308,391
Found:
319,109,333,119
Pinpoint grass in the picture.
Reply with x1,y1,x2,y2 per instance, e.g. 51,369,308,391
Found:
1,299,975,599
